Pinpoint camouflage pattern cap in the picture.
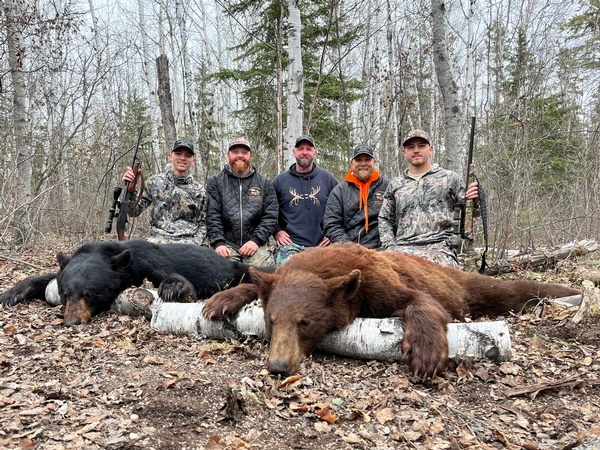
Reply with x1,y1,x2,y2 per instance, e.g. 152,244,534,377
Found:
352,144,375,159
402,130,431,147
228,138,252,152
172,140,195,155
295,135,315,148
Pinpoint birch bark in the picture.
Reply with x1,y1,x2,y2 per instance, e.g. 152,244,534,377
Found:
431,0,464,173
285,0,304,168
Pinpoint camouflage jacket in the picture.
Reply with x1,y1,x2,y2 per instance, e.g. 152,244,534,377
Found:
129,167,207,242
378,164,466,248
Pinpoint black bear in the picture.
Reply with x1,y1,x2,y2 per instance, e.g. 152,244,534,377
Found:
202,243,580,378
0,239,271,325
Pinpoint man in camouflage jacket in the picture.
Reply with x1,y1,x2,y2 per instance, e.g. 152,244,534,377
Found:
123,140,207,246
378,130,479,268
206,138,278,266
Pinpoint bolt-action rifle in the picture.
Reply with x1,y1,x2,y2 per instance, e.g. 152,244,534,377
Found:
454,117,488,273
105,126,144,240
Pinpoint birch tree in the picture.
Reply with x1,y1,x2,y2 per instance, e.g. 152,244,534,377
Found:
4,0,32,243
431,0,464,173
138,0,161,170
176,0,201,176
286,0,304,168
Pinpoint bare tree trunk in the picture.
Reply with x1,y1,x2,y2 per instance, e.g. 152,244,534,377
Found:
465,0,475,117
276,8,284,174
175,0,200,176
285,0,304,168
431,0,464,174
156,54,178,151
385,0,399,170
5,0,32,244
138,0,161,171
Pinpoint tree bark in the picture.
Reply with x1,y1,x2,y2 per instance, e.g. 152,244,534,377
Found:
5,0,32,244
138,0,162,171
431,0,464,174
156,54,178,151
175,0,202,174
285,0,304,168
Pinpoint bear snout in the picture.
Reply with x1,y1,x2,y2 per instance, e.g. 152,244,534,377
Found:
267,359,292,376
63,297,92,326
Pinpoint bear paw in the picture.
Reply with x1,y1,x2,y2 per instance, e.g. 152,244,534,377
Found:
401,326,449,379
158,273,197,303
203,285,258,321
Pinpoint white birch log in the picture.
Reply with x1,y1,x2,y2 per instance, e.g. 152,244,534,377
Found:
149,300,513,362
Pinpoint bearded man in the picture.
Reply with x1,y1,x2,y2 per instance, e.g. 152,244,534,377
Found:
324,144,389,249
272,135,339,265
206,138,278,265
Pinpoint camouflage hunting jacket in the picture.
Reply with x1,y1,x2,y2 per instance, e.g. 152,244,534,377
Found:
129,167,207,242
378,164,465,249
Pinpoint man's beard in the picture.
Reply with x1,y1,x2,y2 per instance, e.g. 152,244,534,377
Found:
295,156,314,169
353,167,374,182
230,159,250,175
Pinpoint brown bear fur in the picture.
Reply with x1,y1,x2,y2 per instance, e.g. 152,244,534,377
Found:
203,243,580,378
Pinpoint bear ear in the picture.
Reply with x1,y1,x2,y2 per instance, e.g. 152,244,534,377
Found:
111,249,132,269
325,269,361,303
56,252,71,270
249,267,278,305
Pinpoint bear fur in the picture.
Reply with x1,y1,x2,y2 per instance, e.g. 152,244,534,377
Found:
202,242,580,378
0,239,270,325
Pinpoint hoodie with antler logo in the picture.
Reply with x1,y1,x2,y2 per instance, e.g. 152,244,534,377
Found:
272,163,338,247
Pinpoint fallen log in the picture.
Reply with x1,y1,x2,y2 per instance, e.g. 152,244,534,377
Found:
505,375,600,397
484,239,598,275
145,299,513,363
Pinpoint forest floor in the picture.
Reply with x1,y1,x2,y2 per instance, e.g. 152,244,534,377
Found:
0,239,599,450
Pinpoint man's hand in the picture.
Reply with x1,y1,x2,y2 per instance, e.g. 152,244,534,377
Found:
215,245,231,259
466,182,479,201
122,166,140,183
275,230,292,246
318,236,331,247
239,241,258,257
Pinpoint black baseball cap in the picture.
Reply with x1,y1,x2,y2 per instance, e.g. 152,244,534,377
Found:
295,135,315,147
172,140,195,155
352,144,375,159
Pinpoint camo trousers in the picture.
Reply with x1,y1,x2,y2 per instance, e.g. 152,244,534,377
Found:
221,244,274,267
387,241,460,269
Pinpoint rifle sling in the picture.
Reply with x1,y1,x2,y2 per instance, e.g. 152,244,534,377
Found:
473,174,489,274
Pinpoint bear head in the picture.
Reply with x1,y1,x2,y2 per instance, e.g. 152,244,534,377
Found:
249,266,361,376
56,249,132,325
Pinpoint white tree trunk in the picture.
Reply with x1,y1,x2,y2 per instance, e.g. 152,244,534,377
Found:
5,0,32,243
175,0,202,174
465,0,476,117
285,0,304,168
138,0,161,170
148,300,513,363
431,0,464,174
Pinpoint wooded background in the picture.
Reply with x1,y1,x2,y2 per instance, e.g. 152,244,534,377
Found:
1,0,598,258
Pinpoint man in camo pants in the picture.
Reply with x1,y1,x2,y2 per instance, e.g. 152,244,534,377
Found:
122,140,207,246
378,130,479,268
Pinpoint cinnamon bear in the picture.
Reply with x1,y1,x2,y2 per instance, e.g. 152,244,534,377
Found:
0,239,271,325
202,242,580,378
